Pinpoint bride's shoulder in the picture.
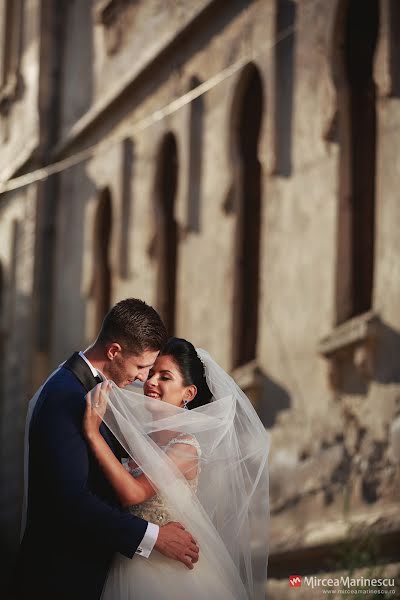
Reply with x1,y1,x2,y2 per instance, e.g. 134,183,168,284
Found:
166,433,201,456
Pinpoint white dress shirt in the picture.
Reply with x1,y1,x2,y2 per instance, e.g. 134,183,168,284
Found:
79,351,159,558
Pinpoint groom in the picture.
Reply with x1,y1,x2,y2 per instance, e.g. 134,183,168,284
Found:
15,298,199,600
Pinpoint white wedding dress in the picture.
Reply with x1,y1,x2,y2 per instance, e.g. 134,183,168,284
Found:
98,350,269,600
101,434,239,600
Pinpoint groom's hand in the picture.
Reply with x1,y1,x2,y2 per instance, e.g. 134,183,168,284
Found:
155,522,199,569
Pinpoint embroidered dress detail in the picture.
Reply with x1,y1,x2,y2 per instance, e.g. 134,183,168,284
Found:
128,435,201,525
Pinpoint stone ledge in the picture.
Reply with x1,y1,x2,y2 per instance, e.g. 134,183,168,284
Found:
267,504,400,578
318,311,382,388
266,563,400,599
318,310,381,358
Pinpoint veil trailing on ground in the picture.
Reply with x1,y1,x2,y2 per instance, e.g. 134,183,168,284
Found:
99,349,270,600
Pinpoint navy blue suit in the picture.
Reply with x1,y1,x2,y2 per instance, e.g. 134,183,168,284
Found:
15,353,148,600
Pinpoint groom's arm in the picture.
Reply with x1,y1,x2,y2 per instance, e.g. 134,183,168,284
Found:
32,380,151,558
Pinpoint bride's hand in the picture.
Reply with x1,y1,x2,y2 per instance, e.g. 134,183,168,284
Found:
83,381,110,441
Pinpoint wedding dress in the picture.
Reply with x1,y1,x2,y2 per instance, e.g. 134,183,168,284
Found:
98,350,269,600
102,434,240,600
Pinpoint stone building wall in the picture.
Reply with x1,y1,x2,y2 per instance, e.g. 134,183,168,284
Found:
0,0,46,564
0,186,38,563
0,0,399,594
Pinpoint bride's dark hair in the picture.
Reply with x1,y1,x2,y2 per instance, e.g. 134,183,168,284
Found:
160,337,213,409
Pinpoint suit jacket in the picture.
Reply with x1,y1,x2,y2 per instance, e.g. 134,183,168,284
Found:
14,353,148,600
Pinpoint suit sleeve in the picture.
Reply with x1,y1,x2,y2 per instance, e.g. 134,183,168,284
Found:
32,382,148,558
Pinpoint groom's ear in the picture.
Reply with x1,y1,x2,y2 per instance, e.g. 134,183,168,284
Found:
106,342,122,360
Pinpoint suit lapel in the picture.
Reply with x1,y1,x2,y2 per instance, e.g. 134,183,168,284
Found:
63,352,120,453
63,352,99,392
30,354,97,435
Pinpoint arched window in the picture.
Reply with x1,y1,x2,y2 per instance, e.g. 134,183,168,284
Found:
388,0,400,97
231,64,264,368
92,188,112,331
187,76,204,232
274,0,296,176
334,0,379,323
155,133,178,335
120,137,134,279
9,219,19,326
0,0,23,92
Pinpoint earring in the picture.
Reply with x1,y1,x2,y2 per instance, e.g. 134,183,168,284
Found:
183,399,189,409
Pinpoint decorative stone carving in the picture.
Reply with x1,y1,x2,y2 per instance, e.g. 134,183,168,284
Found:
94,0,138,55
318,311,381,391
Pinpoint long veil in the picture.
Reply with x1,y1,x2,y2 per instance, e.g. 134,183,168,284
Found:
100,349,270,599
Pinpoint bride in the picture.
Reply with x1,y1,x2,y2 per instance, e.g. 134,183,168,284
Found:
83,337,269,600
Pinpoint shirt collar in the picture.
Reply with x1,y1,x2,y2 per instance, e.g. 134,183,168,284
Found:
79,351,100,379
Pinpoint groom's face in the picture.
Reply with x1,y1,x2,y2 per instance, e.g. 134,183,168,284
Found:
103,344,159,388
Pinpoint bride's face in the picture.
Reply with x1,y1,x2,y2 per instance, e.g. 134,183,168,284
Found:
144,355,196,408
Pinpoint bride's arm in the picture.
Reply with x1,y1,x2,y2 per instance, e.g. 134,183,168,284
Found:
84,391,156,507
84,387,200,507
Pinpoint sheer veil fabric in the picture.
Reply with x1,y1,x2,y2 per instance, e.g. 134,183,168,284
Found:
100,349,270,599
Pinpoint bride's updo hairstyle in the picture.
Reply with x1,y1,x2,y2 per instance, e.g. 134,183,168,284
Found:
160,337,213,409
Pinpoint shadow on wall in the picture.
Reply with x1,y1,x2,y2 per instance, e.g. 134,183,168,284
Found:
388,0,400,98
374,321,400,385
51,163,98,365
60,0,94,134
274,0,297,177
257,369,292,428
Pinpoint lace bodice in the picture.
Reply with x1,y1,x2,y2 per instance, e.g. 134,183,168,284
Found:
127,434,201,526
